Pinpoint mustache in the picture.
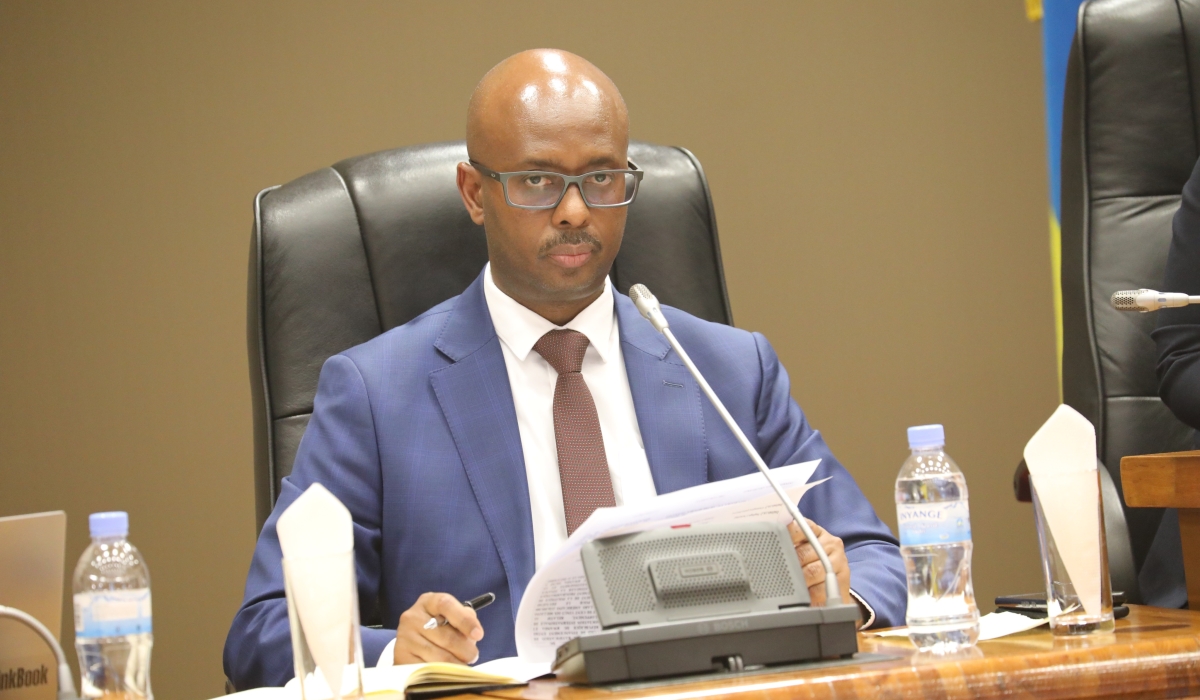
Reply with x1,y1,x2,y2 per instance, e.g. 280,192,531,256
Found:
538,229,602,256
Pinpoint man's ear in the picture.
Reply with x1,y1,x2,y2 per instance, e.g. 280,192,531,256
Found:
456,162,486,226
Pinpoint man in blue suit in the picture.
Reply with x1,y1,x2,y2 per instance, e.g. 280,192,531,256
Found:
225,49,906,688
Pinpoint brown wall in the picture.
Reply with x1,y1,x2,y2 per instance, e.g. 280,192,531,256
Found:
0,2,1054,698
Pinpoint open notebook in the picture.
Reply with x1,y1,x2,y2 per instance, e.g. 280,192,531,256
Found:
220,659,551,700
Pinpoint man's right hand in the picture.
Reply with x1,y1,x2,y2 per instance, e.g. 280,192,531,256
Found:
394,592,485,665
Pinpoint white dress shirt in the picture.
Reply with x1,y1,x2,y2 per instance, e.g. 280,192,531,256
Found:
482,263,659,570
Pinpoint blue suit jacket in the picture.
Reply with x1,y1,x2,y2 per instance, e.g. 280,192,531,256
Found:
225,272,906,688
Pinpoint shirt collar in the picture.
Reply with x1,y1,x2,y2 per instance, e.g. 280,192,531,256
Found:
483,263,616,364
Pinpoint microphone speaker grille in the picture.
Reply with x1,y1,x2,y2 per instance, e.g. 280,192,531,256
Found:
628,284,651,303
1111,290,1140,311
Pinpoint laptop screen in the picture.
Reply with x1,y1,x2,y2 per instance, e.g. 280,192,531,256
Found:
0,511,67,700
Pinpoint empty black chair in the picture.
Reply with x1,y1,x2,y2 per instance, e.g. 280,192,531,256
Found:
1060,0,1200,604
247,141,732,532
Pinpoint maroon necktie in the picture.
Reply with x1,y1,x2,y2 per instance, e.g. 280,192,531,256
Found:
533,329,617,534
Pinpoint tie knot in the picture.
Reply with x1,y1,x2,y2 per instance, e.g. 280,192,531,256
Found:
533,329,590,375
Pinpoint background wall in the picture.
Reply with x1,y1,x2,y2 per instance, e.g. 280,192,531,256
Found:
0,2,1054,697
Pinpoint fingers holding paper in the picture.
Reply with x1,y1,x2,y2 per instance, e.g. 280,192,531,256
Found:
788,519,852,607
395,592,484,665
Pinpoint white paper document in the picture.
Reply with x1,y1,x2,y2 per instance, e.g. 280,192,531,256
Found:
869,611,1048,642
1023,404,1103,618
514,460,828,662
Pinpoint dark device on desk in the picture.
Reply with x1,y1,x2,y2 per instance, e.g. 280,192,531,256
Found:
552,286,861,685
994,592,1129,619
553,522,859,684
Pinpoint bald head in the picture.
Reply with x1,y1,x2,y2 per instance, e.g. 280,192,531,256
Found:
466,49,628,167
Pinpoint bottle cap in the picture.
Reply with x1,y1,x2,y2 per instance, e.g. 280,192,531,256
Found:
907,424,945,449
89,512,128,539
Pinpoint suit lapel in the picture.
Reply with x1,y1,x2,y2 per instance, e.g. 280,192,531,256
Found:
616,295,709,495
430,274,536,619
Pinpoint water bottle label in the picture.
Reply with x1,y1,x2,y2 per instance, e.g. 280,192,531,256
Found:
896,501,971,545
73,589,152,638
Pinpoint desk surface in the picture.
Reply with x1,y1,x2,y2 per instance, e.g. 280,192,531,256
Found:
470,605,1200,700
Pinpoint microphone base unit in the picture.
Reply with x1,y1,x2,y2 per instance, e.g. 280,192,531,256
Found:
552,604,860,685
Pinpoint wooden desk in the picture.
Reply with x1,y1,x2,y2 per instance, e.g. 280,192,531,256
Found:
471,606,1200,700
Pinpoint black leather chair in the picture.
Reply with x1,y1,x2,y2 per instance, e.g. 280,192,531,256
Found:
247,140,732,532
1058,0,1200,603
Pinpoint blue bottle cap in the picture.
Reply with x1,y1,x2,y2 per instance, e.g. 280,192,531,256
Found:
907,424,945,449
89,512,129,539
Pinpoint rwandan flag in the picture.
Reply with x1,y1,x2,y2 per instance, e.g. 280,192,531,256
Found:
1028,0,1085,389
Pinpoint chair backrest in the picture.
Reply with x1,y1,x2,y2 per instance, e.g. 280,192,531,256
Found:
248,141,732,530
1061,0,1200,570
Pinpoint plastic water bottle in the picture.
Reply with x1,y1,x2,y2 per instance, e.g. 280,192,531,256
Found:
73,512,153,699
894,424,979,652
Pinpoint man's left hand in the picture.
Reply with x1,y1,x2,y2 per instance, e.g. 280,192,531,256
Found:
788,519,852,607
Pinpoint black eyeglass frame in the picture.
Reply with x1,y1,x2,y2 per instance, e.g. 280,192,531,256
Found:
468,159,644,210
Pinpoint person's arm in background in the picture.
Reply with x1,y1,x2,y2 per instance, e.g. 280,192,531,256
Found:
1154,157,1200,436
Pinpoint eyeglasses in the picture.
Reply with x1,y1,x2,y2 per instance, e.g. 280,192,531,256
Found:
469,159,644,209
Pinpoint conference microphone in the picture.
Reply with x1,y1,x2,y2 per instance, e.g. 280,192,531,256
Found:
1111,289,1200,313
628,284,843,607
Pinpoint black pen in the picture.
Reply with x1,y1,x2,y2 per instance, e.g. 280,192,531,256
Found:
423,592,496,629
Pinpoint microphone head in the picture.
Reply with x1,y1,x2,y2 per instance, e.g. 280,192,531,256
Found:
1111,289,1153,312
628,283,669,331
628,283,655,310
1111,290,1141,311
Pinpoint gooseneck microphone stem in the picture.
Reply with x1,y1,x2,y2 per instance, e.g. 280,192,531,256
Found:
628,284,842,607
0,605,79,700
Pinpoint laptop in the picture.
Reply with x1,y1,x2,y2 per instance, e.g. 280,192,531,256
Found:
0,511,67,700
